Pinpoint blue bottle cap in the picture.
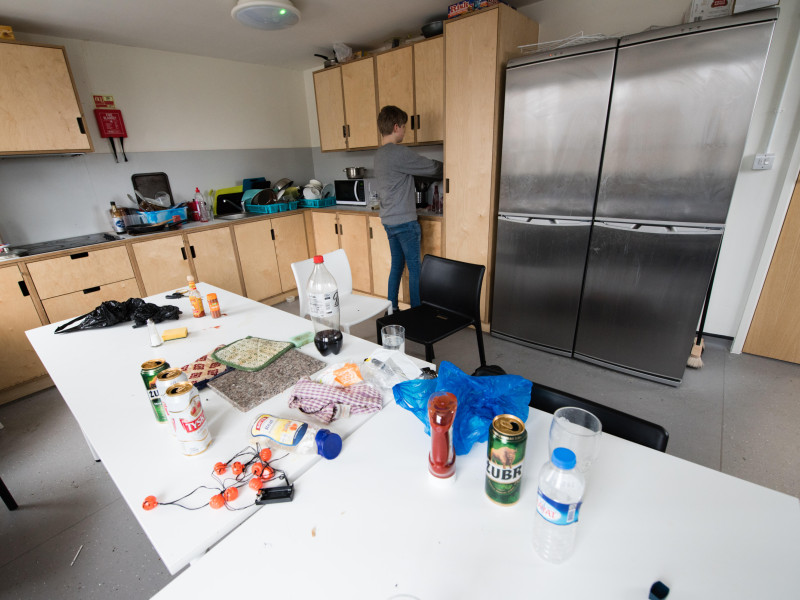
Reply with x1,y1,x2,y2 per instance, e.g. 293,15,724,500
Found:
552,447,576,470
315,429,342,459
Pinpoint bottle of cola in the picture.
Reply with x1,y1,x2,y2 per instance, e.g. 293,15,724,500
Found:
307,255,342,356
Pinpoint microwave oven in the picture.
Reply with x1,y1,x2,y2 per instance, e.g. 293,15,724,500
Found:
334,179,366,206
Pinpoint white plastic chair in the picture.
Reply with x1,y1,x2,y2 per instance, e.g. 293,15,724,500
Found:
291,249,392,334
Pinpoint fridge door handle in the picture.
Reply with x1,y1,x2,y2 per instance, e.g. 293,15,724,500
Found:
595,221,723,235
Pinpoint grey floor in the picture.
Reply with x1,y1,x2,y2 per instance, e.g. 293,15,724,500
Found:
1,300,799,599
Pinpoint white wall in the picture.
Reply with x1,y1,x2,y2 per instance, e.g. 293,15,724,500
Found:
519,0,800,342
0,34,314,245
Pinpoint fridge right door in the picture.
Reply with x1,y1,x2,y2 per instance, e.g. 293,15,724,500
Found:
596,18,776,225
574,223,722,383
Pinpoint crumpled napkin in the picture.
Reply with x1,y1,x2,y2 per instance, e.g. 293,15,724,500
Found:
288,378,383,424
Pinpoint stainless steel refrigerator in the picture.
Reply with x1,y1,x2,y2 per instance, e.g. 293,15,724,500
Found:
491,10,777,384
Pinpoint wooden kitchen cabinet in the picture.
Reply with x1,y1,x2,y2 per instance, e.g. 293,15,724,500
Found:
310,211,371,293
444,6,538,321
132,235,192,296
186,227,243,295
26,245,140,322
234,213,309,301
376,38,444,145
0,41,93,155
313,58,379,152
0,265,47,399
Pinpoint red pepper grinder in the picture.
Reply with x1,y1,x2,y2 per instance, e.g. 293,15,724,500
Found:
428,391,458,479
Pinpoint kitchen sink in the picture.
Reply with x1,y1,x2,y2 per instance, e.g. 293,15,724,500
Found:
216,213,251,220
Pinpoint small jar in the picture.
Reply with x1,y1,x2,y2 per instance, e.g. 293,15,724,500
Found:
207,293,221,318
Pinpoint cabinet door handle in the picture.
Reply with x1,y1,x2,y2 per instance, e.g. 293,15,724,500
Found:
271,229,275,241
190,245,196,259
417,114,421,130
369,226,373,239
18,280,30,297
445,179,449,194
181,247,187,260
346,124,351,138
83,286,101,294
70,252,89,260
339,224,343,236
410,115,415,130
77,117,86,134
342,125,347,138
334,223,338,235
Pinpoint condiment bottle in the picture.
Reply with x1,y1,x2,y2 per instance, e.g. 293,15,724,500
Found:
428,391,458,478
207,293,221,318
186,276,205,318
109,201,126,233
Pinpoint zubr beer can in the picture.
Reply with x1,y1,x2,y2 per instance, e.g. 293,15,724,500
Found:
155,368,189,435
141,359,170,423
164,382,212,456
485,414,527,505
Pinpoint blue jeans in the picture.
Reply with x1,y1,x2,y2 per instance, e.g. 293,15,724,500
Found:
384,221,421,309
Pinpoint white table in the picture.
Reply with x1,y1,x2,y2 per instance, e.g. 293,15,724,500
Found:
26,284,402,574
153,400,800,599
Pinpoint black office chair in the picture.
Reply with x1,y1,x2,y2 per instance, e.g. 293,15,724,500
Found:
530,382,669,452
1,475,18,511
376,254,486,367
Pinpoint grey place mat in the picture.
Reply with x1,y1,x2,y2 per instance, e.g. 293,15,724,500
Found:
208,349,326,412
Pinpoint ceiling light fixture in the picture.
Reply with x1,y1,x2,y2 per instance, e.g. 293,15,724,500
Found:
231,0,301,30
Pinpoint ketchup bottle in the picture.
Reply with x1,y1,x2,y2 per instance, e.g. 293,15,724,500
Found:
428,391,458,479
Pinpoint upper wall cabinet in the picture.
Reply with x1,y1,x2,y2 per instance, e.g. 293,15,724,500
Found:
0,41,93,155
313,58,379,152
376,37,444,145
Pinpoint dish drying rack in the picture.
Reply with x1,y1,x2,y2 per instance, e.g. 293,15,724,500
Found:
519,32,613,55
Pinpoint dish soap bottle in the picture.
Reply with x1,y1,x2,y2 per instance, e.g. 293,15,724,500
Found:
109,201,126,233
193,188,209,222
186,275,205,318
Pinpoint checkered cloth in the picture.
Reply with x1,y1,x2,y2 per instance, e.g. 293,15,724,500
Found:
181,345,231,390
288,378,383,424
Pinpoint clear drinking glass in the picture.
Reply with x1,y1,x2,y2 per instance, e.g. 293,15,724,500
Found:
548,407,602,474
381,324,405,353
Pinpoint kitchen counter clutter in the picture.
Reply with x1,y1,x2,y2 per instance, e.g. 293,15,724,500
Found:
26,284,432,574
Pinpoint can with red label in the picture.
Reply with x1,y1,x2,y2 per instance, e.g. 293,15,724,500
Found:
155,368,189,435
164,381,212,456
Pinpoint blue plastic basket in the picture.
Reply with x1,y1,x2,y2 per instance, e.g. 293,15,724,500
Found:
299,197,336,208
245,202,286,214
124,206,188,226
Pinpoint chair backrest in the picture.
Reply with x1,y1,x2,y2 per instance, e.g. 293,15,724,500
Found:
530,382,669,452
291,249,354,319
419,254,485,322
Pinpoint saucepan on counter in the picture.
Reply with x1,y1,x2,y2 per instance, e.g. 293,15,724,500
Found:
343,167,366,179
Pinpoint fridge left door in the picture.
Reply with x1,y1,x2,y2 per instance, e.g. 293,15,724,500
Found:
573,222,722,383
491,216,593,354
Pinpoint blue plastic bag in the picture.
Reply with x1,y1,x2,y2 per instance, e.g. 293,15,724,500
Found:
392,361,532,455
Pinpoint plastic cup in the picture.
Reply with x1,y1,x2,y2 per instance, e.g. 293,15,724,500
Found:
548,407,602,474
381,324,405,354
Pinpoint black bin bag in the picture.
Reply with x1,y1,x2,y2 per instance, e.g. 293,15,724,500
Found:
54,298,181,334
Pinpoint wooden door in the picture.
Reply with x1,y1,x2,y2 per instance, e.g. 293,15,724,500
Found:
445,11,499,320
420,219,442,258
272,213,310,292
338,214,371,292
744,171,800,363
414,38,444,143
132,235,192,296
313,67,347,152
0,43,92,154
187,228,243,295
377,47,415,144
342,58,379,149
233,220,282,301
369,216,391,299
312,212,340,255
0,266,46,389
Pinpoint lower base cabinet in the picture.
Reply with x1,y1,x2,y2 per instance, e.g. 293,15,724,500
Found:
132,235,192,296
0,266,47,393
186,227,243,295
42,278,140,323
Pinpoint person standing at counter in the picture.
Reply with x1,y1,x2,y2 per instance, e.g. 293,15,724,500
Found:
374,105,443,311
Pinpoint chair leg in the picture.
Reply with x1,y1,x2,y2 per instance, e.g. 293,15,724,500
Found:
425,344,435,363
1,476,18,511
376,321,383,345
475,323,486,367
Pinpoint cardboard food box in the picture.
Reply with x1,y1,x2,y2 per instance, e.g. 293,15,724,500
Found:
734,0,779,13
689,0,734,21
448,0,501,19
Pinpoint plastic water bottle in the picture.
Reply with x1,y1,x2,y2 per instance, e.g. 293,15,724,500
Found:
533,447,585,563
307,255,342,356
250,414,342,459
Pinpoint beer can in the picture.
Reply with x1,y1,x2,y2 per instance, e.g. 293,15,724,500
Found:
485,414,527,505
155,368,189,435
141,359,170,423
164,381,212,456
